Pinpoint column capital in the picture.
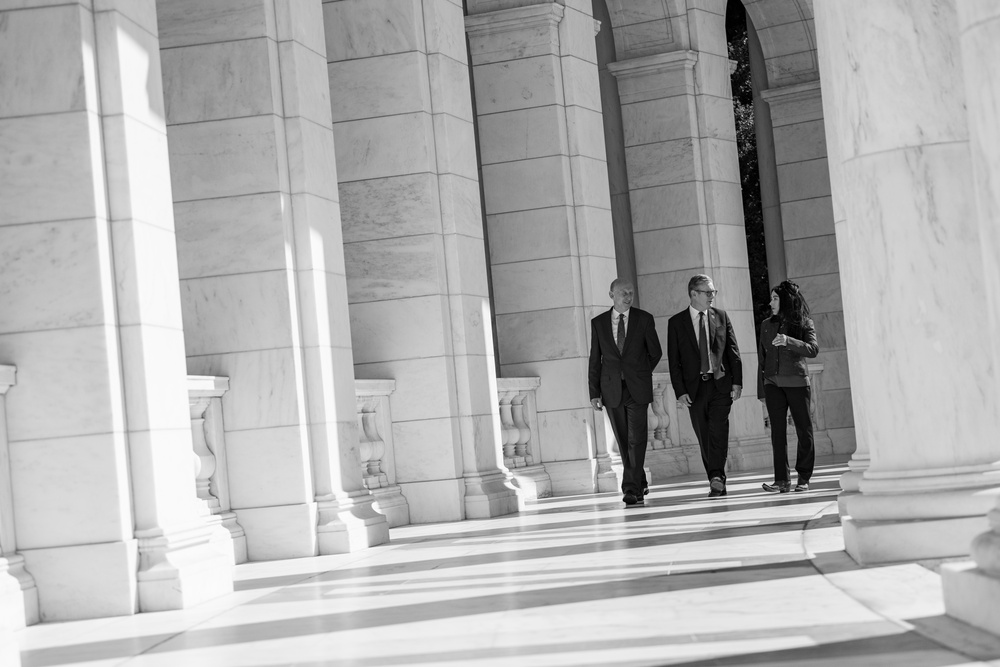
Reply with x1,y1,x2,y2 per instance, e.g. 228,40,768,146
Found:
607,50,698,103
465,2,564,65
761,79,823,126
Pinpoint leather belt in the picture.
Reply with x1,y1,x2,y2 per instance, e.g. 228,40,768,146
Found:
700,373,713,381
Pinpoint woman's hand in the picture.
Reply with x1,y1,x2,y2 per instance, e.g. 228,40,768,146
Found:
772,333,788,347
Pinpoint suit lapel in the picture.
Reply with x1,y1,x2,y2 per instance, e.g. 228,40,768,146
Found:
621,309,637,354
708,308,718,351
604,308,622,358
684,308,699,352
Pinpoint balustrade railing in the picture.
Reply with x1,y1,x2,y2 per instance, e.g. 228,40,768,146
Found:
761,362,833,457
496,377,551,499
355,379,409,527
187,375,246,564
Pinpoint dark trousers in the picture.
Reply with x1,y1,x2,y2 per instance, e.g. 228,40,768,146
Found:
607,381,649,495
688,377,732,481
764,383,815,483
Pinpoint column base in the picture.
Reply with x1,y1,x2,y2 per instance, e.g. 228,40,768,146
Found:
464,471,518,519
842,514,989,564
509,464,552,500
372,485,411,527
645,447,690,482
317,491,390,554
942,562,1000,636
234,502,318,560
21,540,138,621
595,454,619,494
217,511,248,564
0,554,38,628
545,459,600,496
136,521,234,613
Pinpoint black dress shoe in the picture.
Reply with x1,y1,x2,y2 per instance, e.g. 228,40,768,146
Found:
763,481,791,493
708,476,726,498
623,492,638,506
642,486,650,496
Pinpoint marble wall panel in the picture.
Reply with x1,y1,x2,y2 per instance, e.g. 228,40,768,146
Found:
476,107,567,165
289,193,348,276
438,174,485,239
0,327,122,442
0,4,90,118
116,325,189,432
569,156,613,209
392,417,463,482
332,112,434,182
285,117,341,200
423,0,467,63
95,9,166,130
339,174,441,243
396,479,463,523
715,221,752,268
572,206,616,260
9,434,130,549
560,56,603,113
773,119,827,165
491,257,579,315
629,181,702,232
322,0,424,61
302,347,358,426
327,52,430,123
110,220,183,329
822,388,855,430
224,425,312,509
179,271,294,356
785,235,839,279
161,38,274,124
157,0,272,49
273,0,326,54
496,307,587,365
487,207,574,264
792,273,842,314
235,503,317,560
688,8,728,58
101,117,174,231
343,235,447,303
174,193,288,279
703,137,741,184
348,296,450,365
780,197,834,241
565,106,607,160
0,113,102,226
702,181,744,227
694,52,732,99
636,269,701,320
812,310,847,351
432,114,479,182
776,157,831,202
277,40,334,127
558,4,599,64
292,269,353,350
442,233,490,297
355,356,458,423
0,219,109,333
500,357,591,413
168,115,282,202
605,0,670,26
450,353,498,418
472,56,564,116
481,155,574,214
448,293,494,359
536,407,600,461
625,138,697,189
186,348,305,432
815,349,851,391
612,21,676,61
697,94,738,142
428,53,474,122
633,225,705,275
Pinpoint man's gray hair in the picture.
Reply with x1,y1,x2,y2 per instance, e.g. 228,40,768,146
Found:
610,277,634,292
687,274,712,295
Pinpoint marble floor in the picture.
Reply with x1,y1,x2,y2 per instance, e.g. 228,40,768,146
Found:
14,458,1000,667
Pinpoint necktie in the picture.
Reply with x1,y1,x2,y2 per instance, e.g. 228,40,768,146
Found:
617,314,625,353
699,311,710,373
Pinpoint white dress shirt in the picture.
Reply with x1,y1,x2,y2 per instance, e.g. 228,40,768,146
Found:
688,305,715,373
612,308,630,344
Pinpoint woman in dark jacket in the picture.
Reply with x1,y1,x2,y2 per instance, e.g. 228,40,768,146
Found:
758,280,819,493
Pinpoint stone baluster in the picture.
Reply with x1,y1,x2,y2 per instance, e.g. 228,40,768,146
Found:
187,376,246,564
355,380,409,528
495,378,551,499
0,366,38,633
645,372,689,481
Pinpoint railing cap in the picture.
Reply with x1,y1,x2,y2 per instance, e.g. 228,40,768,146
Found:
496,376,541,391
355,379,396,397
187,375,230,398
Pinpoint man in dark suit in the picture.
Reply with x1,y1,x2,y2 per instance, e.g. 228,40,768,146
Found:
589,278,663,507
667,274,743,498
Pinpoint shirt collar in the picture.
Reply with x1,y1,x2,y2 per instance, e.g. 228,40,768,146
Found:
689,305,709,320
613,307,630,320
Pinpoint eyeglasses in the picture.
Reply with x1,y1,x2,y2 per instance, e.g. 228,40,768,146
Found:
695,289,719,297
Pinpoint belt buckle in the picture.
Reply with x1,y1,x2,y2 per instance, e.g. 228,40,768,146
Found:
700,373,712,381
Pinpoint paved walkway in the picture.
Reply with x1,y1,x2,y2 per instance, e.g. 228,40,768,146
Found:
16,458,1000,666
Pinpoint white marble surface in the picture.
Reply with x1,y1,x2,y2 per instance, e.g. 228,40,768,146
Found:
486,207,574,264
495,307,586,366
101,116,175,231
491,257,579,315
156,0,271,49
472,57,564,116
18,458,1000,665
323,0,424,62
481,155,574,214
338,173,441,242
354,356,457,424
224,425,312,509
332,112,434,182
277,40,334,127
348,297,449,365
391,417,463,482
327,52,430,123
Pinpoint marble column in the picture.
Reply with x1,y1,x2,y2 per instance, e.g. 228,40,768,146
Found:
942,1,1000,635
160,0,387,557
326,0,517,521
815,0,1000,563
0,1,232,618
761,81,853,454
466,0,620,495
608,0,768,467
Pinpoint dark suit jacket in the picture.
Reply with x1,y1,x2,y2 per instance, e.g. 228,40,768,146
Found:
667,306,742,400
588,307,662,408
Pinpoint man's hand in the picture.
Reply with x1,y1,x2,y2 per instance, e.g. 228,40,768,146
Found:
732,384,743,400
677,393,692,408
591,398,603,411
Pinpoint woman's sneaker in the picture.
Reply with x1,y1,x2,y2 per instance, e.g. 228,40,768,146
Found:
762,481,791,493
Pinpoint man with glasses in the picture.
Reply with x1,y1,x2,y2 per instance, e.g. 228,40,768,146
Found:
667,274,743,498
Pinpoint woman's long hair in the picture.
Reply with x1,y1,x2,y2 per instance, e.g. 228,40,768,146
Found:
770,280,810,337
